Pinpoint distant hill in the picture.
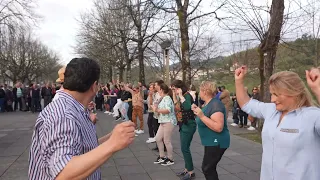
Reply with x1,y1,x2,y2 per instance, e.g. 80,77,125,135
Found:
169,56,224,70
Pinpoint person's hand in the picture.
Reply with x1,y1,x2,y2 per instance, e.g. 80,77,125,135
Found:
306,68,320,92
90,113,97,124
235,66,247,81
88,101,96,111
191,103,198,110
176,88,183,96
151,105,158,112
149,90,153,96
108,121,135,152
192,104,204,118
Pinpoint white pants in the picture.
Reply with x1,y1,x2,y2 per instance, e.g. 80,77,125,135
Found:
113,99,123,116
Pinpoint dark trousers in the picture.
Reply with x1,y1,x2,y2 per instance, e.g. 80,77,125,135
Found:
0,98,5,112
202,146,227,180
14,97,22,111
144,104,148,114
239,113,248,126
232,112,239,124
31,98,39,113
147,112,155,137
251,117,257,128
153,117,160,134
127,101,133,121
27,98,31,111
180,120,197,171
44,96,52,108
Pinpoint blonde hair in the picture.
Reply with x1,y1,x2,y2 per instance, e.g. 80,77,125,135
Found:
269,71,314,107
200,81,217,96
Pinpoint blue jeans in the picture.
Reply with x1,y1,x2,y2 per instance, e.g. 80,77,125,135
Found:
121,102,129,121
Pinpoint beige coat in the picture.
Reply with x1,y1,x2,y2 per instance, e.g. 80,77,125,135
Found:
220,90,230,117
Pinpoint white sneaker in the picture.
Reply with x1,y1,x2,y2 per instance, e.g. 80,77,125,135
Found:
137,130,144,134
230,123,238,127
247,126,256,131
113,114,118,117
134,129,139,133
135,134,138,137
104,111,109,114
146,138,156,143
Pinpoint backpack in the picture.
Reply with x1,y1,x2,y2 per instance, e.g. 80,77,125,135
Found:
175,92,194,123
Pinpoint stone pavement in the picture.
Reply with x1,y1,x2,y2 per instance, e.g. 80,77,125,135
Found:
0,111,262,180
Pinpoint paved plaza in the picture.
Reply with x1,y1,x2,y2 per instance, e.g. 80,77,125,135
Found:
0,112,262,180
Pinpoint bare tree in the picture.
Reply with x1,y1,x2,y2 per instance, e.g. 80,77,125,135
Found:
221,0,286,102
0,28,61,83
148,0,226,85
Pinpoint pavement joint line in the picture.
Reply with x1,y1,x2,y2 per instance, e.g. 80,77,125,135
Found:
0,146,28,177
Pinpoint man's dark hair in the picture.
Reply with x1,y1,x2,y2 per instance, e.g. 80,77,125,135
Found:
63,58,100,93
221,86,226,90
171,80,188,94
155,80,164,85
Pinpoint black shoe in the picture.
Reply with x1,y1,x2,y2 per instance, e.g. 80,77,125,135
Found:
181,173,195,180
161,158,174,166
154,156,166,164
176,171,187,176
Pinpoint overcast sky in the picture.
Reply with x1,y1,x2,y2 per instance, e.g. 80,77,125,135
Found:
34,0,313,65
35,0,93,65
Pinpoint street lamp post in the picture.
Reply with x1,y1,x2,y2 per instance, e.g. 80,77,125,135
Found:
160,40,172,85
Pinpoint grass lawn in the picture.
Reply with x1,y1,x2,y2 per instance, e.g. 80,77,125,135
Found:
236,133,262,144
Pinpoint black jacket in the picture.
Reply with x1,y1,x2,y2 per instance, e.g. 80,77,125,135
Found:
121,91,132,101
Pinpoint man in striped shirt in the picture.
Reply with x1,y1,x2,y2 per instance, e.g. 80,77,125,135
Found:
28,58,136,180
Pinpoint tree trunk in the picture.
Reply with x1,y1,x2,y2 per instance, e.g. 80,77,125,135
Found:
138,39,145,85
177,9,191,85
126,61,132,82
108,66,113,83
258,0,284,102
119,65,124,82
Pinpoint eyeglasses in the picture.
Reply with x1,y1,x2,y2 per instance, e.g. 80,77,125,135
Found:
253,89,258,90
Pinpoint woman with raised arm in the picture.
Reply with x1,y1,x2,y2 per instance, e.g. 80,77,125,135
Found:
235,66,320,180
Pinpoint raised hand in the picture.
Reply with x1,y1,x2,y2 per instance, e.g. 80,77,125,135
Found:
192,104,204,118
176,88,183,96
88,101,96,111
108,121,136,152
306,68,320,91
235,66,247,81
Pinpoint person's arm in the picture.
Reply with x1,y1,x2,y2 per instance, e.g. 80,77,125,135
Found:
56,139,117,180
124,86,134,94
193,100,224,132
98,133,112,144
235,66,275,119
219,91,226,100
306,68,320,104
234,67,252,107
199,112,224,133
47,117,135,180
154,97,170,114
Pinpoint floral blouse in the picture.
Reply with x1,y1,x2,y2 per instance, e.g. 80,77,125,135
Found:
157,95,177,125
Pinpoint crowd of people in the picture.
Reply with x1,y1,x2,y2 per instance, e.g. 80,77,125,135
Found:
21,57,320,180
0,82,61,113
27,58,231,180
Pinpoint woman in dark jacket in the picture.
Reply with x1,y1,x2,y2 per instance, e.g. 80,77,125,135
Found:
171,80,196,180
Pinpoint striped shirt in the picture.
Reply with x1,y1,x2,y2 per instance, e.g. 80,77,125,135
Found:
28,91,100,180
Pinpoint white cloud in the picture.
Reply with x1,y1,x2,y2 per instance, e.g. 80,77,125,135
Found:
34,0,93,65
